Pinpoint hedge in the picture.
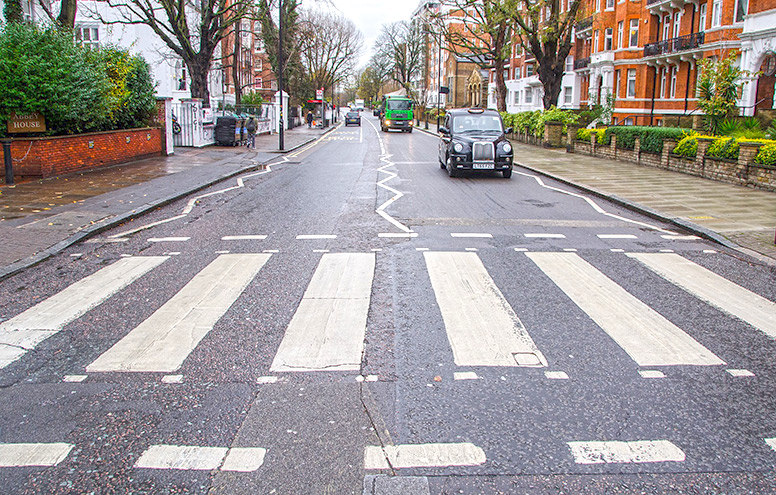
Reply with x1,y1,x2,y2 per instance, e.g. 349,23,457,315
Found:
600,126,694,154
501,107,578,138
672,135,776,163
755,143,776,166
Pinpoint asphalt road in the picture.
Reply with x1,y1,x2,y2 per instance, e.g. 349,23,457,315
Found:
0,113,775,494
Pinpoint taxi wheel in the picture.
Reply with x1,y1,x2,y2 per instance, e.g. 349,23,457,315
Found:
502,168,512,179
446,156,458,178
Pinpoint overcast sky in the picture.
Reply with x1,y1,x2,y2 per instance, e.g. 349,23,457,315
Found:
327,0,422,69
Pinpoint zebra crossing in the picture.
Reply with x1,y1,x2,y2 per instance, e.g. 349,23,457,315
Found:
0,248,773,378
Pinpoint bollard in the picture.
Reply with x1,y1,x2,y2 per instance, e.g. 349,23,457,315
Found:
1,139,13,185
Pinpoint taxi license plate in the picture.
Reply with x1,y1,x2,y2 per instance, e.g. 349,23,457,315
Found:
472,162,494,170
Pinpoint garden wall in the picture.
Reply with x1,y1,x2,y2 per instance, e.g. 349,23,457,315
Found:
1,127,162,180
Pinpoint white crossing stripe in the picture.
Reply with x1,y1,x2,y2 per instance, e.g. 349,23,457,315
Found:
661,235,700,240
0,256,168,369
567,440,685,465
221,235,267,241
0,443,74,467
765,438,776,452
364,443,486,469
270,253,375,372
424,252,547,367
451,233,492,238
627,253,776,339
87,254,270,373
296,234,337,240
134,445,266,472
526,252,724,367
525,233,566,238
597,234,638,239
148,237,190,242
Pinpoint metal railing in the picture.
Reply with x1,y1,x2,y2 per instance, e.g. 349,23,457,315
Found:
575,15,593,31
644,32,705,57
574,57,591,70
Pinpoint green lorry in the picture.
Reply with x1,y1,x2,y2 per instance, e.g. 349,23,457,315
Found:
379,95,414,133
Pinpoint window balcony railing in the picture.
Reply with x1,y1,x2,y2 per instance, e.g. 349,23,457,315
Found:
575,15,593,32
574,57,590,70
644,31,705,57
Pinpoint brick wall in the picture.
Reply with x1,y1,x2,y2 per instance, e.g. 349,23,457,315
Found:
568,134,776,192
2,128,162,180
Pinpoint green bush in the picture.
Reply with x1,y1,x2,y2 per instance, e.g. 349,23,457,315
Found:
601,126,694,154
673,135,699,158
755,143,776,166
0,23,112,135
706,136,739,160
532,106,579,138
91,47,157,130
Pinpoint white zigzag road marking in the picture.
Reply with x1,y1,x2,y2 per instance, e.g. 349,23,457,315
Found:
513,170,677,235
364,118,413,234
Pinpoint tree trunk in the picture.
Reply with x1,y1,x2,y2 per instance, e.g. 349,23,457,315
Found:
56,0,77,28
538,56,564,109
189,57,212,108
494,60,507,112
3,0,23,23
233,21,242,107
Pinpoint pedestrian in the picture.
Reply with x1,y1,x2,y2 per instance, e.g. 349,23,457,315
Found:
306,111,313,128
246,116,257,149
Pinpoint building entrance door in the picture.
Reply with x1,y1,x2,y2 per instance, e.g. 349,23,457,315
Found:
756,53,776,112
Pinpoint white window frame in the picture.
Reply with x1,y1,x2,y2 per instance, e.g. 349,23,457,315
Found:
594,30,600,53
670,66,677,98
711,0,722,27
699,3,707,32
626,69,636,98
629,19,639,47
660,67,667,98
526,64,534,77
605,28,613,51
614,70,620,98
596,0,601,11
617,21,624,48
75,25,100,49
565,55,573,72
663,15,670,41
734,0,748,23
606,0,614,9
514,91,520,104
525,89,533,103
564,87,572,104
673,12,681,39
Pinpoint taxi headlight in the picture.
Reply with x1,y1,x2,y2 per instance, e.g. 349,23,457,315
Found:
502,142,512,153
453,142,464,153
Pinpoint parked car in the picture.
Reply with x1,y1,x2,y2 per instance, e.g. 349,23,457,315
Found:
437,108,513,178
345,111,361,126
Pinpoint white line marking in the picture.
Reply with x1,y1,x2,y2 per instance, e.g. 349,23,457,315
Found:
526,252,724,367
545,371,569,380
69,253,83,258
568,440,685,465
454,371,479,380
425,252,547,367
87,254,270,373
371,248,383,252
597,234,638,239
120,254,132,258
514,248,529,252
364,443,486,470
627,253,776,339
416,248,430,251
165,252,181,256
221,235,267,241
451,233,493,238
313,249,330,253
639,370,666,379
162,375,183,384
563,248,578,252
378,233,419,238
610,249,625,252
703,250,717,254
515,171,678,235
263,250,279,253
148,237,190,243
0,443,73,467
660,249,675,253
296,234,337,240
257,376,278,384
727,369,755,377
63,375,87,383
661,235,701,240
525,233,566,239
215,250,230,254
765,438,776,452
270,253,375,372
365,374,378,382
220,447,267,472
465,248,478,251
0,256,168,369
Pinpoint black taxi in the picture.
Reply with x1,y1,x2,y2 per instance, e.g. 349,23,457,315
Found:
437,108,513,178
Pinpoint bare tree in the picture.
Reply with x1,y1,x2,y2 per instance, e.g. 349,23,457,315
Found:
35,0,78,28
511,0,582,109
89,0,254,106
434,0,513,112
298,9,362,95
356,66,383,106
371,20,424,99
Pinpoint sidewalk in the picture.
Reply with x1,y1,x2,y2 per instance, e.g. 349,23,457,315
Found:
509,141,776,263
0,125,334,280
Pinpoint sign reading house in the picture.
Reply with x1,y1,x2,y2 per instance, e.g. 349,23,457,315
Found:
7,111,46,133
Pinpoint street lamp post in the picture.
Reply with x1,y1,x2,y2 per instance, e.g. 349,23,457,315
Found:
278,0,284,150
437,31,442,132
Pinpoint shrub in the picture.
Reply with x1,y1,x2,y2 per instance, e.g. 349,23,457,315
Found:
601,126,694,154
706,136,739,160
673,135,698,158
0,23,112,135
532,106,579,138
767,124,776,140
755,143,776,166
91,47,157,130
513,110,540,135
577,128,596,141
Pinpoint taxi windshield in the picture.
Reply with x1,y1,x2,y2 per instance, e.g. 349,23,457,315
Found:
451,115,503,133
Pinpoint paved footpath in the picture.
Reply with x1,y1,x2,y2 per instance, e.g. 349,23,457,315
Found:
0,125,334,279
507,141,776,264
